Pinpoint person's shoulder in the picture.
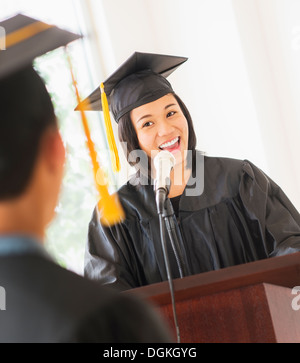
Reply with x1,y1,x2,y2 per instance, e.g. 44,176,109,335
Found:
19,254,119,305
21,255,172,342
202,154,245,184
203,154,263,179
33,256,155,311
203,154,245,171
44,258,172,342
197,154,263,202
203,154,270,192
0,254,148,341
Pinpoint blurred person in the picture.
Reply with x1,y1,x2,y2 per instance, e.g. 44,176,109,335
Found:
0,15,172,343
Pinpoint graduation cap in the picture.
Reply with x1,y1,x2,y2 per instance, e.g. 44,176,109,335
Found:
0,13,79,172
76,52,188,173
0,13,80,80
0,14,125,226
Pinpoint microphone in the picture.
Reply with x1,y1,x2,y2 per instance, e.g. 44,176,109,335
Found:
153,150,175,214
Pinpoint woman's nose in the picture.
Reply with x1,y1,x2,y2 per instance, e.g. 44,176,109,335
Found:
157,119,174,136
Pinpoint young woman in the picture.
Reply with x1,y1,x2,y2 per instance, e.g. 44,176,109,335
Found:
79,52,300,291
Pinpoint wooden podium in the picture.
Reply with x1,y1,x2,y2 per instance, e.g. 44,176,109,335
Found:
126,252,300,343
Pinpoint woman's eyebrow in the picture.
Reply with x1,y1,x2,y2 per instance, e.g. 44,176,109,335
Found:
165,103,176,109
137,114,152,124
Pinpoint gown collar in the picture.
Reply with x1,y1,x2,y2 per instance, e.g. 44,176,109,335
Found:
0,234,51,260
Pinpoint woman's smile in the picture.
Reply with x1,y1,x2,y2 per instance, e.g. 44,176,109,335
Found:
158,136,180,152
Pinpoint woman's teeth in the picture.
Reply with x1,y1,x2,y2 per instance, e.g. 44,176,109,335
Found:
159,137,179,149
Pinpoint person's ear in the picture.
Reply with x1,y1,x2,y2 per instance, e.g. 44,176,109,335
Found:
41,127,66,175
36,126,65,228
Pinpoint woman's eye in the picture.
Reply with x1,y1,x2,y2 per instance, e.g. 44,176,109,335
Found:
142,121,153,128
167,111,176,117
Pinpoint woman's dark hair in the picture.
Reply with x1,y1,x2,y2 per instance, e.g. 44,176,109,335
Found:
0,66,56,200
118,93,197,171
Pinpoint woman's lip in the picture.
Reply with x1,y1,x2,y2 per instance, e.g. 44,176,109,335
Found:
159,137,181,153
158,136,180,150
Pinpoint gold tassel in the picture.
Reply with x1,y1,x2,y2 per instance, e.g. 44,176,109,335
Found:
2,21,54,49
66,49,124,226
100,83,120,173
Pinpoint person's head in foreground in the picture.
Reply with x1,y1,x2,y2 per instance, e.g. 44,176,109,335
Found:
0,64,65,239
0,14,172,344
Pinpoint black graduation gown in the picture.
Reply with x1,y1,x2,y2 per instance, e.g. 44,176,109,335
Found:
0,237,172,342
85,154,300,291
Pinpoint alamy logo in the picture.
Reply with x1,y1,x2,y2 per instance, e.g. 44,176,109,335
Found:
0,26,6,50
95,146,205,197
291,286,300,311
0,286,6,310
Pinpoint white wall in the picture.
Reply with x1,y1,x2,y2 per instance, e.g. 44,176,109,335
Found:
84,0,300,210
232,0,300,209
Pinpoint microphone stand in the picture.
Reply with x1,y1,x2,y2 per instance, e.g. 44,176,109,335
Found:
158,212,180,343
156,188,189,278
162,198,190,278
156,186,190,343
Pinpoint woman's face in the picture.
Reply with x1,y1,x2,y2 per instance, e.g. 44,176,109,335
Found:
130,93,189,167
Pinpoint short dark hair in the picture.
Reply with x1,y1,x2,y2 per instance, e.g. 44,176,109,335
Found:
118,93,197,170
0,66,56,200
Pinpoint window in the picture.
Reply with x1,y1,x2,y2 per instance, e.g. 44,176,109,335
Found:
2,0,113,274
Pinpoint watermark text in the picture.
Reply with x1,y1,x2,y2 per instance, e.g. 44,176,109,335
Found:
0,26,6,50
96,144,205,197
291,286,300,311
0,286,6,310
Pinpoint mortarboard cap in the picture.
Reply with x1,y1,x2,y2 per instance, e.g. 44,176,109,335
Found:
0,13,81,80
76,52,188,122
0,14,124,226
75,52,187,173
